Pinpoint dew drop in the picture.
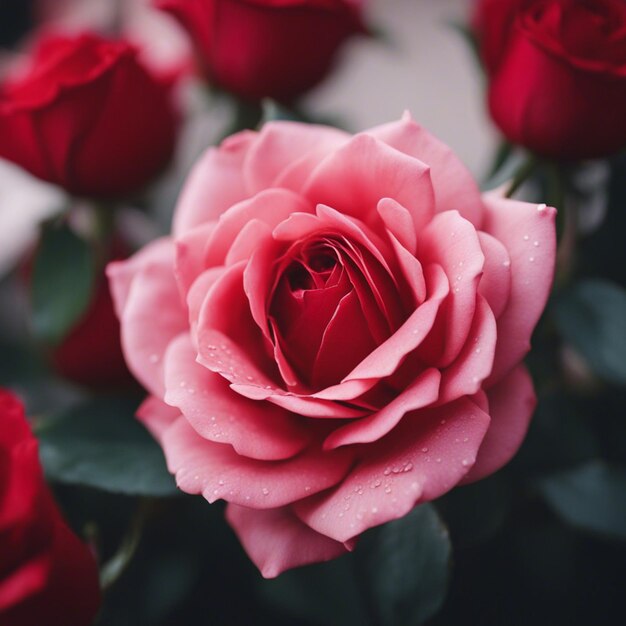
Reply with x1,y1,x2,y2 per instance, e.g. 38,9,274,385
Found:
462,459,470,467
371,506,378,514
149,353,159,364
537,203,547,212
475,347,482,354
179,381,187,388
262,487,269,496
304,485,311,492
533,241,540,247
436,458,442,463
384,486,392,494
421,447,428,453
503,260,511,268
383,466,392,476
529,256,535,263
403,462,413,472
523,234,530,241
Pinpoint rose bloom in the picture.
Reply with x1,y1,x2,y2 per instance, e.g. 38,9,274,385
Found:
109,114,556,577
0,389,101,626
0,31,177,197
155,0,366,103
475,0,626,160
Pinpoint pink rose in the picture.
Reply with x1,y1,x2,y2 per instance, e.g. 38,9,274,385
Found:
108,114,556,577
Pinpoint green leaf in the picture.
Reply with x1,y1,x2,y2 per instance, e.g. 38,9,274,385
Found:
552,279,626,385
365,504,452,626
259,553,373,626
31,222,96,345
38,395,178,496
539,462,626,541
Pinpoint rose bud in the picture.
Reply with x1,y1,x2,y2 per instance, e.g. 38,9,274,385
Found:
109,114,556,577
0,31,178,197
0,389,101,626
155,0,366,103
474,0,626,160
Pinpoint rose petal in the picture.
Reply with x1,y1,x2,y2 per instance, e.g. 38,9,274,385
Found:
136,395,181,444
303,133,435,233
205,188,310,267
226,504,349,579
482,193,557,384
323,368,441,449
377,197,418,255
173,131,256,236
295,398,491,542
163,333,310,460
437,294,497,404
417,210,485,366
477,231,512,319
243,121,349,194
462,365,536,483
110,239,187,396
174,222,215,295
197,329,367,418
343,263,449,382
368,112,484,227
161,417,355,508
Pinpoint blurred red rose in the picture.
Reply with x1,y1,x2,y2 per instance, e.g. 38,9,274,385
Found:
156,0,366,103
474,0,626,159
0,31,178,197
0,389,101,626
51,236,136,389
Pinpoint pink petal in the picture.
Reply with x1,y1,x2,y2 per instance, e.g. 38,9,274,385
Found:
107,237,172,320
368,113,484,227
312,289,378,389
437,295,497,404
187,267,226,332
161,417,355,508
111,240,187,396
377,197,418,255
462,365,536,483
163,333,310,460
205,188,310,267
343,263,449,382
417,210,485,366
242,121,349,194
226,504,349,579
295,398,491,543
197,329,367,418
173,131,256,236
482,193,557,385
174,223,215,295
386,228,426,305
303,134,435,233
477,231,512,319
323,368,441,449
136,395,181,444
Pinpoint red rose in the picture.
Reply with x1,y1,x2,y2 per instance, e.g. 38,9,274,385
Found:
475,0,626,159
0,389,101,626
109,114,556,577
51,237,135,389
0,32,178,197
156,0,366,103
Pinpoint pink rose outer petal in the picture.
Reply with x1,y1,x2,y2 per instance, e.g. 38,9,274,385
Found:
161,417,355,509
108,238,187,397
173,131,256,237
295,398,490,543
226,504,349,579
163,333,311,461
136,395,181,444
367,113,484,227
482,193,557,385
462,365,536,484
323,368,441,449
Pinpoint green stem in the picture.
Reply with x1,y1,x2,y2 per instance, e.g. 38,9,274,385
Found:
99,498,154,590
505,155,539,198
